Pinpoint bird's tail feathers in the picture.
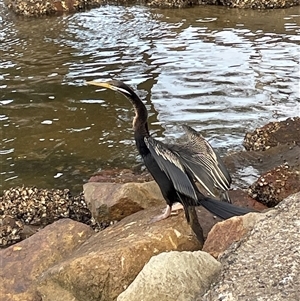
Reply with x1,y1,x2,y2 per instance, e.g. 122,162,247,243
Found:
200,197,255,220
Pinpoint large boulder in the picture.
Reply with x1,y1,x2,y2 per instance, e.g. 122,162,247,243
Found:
0,219,94,301
83,181,165,223
201,192,300,301
118,251,221,301
37,207,202,301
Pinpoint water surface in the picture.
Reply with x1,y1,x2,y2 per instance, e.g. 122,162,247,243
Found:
1,4,299,192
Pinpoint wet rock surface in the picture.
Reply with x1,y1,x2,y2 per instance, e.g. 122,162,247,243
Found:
201,192,300,301
4,0,299,16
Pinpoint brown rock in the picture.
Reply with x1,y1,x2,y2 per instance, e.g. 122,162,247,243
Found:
248,164,300,207
227,189,268,211
83,181,166,223
37,207,202,301
243,117,300,151
202,212,264,258
0,219,94,301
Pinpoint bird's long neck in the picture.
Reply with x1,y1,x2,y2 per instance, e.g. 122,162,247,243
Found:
128,93,151,157
130,92,149,138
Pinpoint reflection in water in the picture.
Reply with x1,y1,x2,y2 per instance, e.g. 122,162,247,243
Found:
0,4,299,192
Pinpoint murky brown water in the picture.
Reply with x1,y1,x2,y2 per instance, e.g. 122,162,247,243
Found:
1,4,299,193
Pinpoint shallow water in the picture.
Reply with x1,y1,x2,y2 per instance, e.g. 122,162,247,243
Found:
1,4,299,192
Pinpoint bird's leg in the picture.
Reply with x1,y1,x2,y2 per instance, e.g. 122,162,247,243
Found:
149,205,172,223
187,207,204,248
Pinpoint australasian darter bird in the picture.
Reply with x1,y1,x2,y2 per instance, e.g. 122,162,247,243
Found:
86,79,253,244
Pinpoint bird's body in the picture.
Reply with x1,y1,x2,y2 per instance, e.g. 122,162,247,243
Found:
87,79,253,244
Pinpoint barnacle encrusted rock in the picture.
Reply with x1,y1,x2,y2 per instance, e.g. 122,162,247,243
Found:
4,0,300,16
243,117,300,151
248,164,300,207
0,186,105,247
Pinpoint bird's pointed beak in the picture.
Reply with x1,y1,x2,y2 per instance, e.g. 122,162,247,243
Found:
86,81,112,89
86,80,131,95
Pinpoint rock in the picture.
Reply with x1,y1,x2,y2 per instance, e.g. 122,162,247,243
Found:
37,207,202,301
0,215,24,247
243,117,300,151
4,0,299,16
0,187,91,226
146,0,198,8
215,0,299,8
83,181,166,223
0,187,96,247
3,0,102,16
117,251,221,301
202,212,265,258
223,143,300,189
201,192,300,301
227,189,267,211
248,164,300,207
0,219,94,301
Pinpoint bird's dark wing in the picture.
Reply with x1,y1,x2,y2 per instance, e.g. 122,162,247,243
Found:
174,125,231,194
145,137,198,201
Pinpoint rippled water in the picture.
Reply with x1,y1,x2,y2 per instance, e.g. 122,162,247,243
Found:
1,4,299,192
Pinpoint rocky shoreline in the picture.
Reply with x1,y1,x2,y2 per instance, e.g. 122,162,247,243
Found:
4,0,300,17
1,116,299,301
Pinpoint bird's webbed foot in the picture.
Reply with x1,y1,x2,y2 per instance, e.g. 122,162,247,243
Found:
149,203,184,223
149,205,171,223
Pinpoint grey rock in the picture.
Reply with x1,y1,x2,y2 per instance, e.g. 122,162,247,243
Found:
118,251,221,301
201,192,300,301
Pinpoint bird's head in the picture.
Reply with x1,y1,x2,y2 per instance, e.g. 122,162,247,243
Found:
86,80,136,100
86,79,149,133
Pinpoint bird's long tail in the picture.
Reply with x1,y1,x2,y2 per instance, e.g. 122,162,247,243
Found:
200,197,255,220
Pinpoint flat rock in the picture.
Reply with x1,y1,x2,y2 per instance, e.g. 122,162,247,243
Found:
37,207,202,301
0,219,94,301
117,251,221,301
201,192,300,301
